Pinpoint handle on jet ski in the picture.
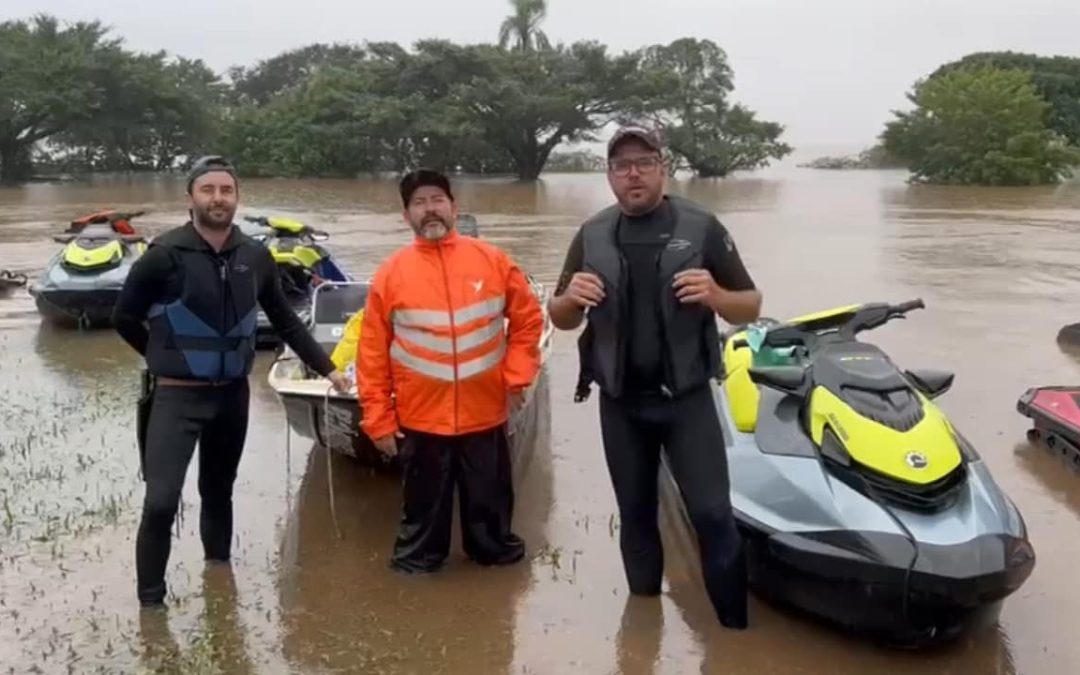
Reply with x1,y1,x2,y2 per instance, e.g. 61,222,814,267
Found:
891,298,925,315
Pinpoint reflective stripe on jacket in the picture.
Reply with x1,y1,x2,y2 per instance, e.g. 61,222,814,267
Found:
357,229,543,439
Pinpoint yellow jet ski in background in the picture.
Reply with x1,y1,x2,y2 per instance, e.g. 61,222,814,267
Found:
28,210,148,328
239,215,352,348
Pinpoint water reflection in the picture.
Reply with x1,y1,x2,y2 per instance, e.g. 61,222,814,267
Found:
136,565,257,674
275,373,552,674
33,321,141,383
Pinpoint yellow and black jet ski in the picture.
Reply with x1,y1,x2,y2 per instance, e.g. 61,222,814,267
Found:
28,210,148,327
239,215,351,347
659,299,1035,647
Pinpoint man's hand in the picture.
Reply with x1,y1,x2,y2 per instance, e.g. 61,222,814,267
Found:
673,269,722,309
328,370,351,393
373,431,405,457
561,272,605,309
508,390,526,414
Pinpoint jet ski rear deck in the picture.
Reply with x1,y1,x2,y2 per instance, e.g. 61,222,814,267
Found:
1018,386,1080,468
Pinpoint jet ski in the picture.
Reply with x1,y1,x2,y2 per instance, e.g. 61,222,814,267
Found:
1017,386,1080,468
239,215,350,348
28,210,148,327
657,299,1035,647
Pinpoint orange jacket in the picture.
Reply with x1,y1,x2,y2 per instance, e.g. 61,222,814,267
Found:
357,229,543,440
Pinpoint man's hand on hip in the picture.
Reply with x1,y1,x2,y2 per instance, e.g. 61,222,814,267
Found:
373,431,405,457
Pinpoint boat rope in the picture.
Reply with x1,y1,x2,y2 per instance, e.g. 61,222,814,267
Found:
324,383,342,540
272,349,343,540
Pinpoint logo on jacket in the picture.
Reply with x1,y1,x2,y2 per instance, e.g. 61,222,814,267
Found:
470,279,484,293
666,238,692,251
904,451,928,470
233,263,249,273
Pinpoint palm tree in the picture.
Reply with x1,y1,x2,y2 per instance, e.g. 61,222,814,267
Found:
497,0,551,52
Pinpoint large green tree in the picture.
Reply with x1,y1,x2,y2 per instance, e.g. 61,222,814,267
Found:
0,15,115,182
930,52,1080,146
882,66,1080,185
633,38,793,177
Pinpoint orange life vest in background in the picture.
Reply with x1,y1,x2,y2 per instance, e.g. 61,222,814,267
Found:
357,229,543,440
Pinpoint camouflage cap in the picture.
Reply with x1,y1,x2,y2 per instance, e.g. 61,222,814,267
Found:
607,125,665,158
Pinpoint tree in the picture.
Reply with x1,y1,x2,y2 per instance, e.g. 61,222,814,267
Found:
452,42,645,179
930,52,1080,146
0,15,116,182
882,66,1080,185
497,0,551,52
54,51,225,171
228,43,369,106
635,38,793,177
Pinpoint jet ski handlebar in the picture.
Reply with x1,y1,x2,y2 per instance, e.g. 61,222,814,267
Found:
730,299,925,350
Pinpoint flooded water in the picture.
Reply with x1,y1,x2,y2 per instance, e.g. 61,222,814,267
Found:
2,163,1080,674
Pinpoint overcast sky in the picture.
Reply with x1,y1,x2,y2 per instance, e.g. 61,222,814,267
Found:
6,0,1080,153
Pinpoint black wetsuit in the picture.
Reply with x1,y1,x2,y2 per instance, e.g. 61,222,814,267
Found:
114,222,334,606
556,196,757,628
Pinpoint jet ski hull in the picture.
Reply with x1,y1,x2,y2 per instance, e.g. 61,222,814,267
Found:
31,287,122,327
657,381,1035,648
736,514,1032,646
1018,386,1080,467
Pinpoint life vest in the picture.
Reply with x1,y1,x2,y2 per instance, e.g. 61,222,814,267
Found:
144,224,262,382
575,194,722,401
330,309,364,372
357,229,544,439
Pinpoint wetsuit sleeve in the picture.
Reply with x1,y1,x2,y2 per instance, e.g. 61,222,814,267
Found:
357,263,398,440
704,218,756,292
553,227,585,297
255,249,336,377
501,253,544,393
112,245,173,356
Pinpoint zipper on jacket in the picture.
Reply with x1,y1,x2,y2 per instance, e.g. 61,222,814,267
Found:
218,255,228,381
436,244,460,433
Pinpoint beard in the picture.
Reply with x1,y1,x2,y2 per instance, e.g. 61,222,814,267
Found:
193,202,236,231
414,213,450,240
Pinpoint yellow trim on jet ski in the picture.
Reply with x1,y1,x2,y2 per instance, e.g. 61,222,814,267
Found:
267,216,307,234
722,303,863,432
63,239,123,269
807,386,962,484
270,245,324,268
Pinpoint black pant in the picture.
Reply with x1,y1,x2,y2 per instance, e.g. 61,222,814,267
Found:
136,380,250,605
599,385,748,629
391,424,525,573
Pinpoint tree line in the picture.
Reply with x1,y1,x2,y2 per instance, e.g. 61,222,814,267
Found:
881,51,1080,186
0,4,793,184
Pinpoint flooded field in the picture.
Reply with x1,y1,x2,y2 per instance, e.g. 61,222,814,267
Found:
2,164,1080,673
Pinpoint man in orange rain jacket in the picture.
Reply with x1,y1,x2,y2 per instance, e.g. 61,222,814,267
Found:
357,168,544,574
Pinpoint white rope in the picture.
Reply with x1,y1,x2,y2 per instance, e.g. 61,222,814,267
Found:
324,383,342,540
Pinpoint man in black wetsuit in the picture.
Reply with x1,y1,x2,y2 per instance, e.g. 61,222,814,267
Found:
113,155,349,608
547,126,763,629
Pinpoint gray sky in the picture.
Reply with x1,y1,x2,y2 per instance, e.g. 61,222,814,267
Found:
6,0,1080,153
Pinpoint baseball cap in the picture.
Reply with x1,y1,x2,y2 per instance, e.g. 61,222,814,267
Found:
186,155,237,194
399,168,454,206
607,125,665,158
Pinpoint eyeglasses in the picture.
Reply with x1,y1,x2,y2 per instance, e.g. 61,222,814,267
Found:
608,156,662,176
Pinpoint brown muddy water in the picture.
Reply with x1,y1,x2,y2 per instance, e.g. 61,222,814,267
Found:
2,165,1080,674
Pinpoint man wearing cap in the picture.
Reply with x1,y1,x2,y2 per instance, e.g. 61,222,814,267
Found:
357,168,544,574
547,126,762,629
113,155,349,608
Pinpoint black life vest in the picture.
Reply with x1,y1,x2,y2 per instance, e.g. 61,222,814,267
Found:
575,195,721,401
144,224,262,382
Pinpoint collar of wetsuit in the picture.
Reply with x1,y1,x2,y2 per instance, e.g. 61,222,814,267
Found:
176,221,244,253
